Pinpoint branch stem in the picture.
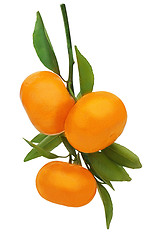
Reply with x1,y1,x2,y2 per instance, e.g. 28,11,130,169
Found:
60,4,75,99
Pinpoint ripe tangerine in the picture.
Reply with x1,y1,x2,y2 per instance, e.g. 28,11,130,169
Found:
20,71,75,135
36,161,97,207
65,91,127,153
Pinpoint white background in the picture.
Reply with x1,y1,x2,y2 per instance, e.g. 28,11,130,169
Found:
0,0,160,239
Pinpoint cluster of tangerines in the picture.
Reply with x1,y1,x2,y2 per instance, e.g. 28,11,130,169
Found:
20,70,127,207
20,4,141,229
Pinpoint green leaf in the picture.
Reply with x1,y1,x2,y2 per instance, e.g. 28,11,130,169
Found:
75,46,94,96
97,181,113,229
33,11,60,74
82,152,131,182
83,159,115,190
24,134,62,161
23,138,61,159
102,143,142,169
61,135,76,157
31,133,47,143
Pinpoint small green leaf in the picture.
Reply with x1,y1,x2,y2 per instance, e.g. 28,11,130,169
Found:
31,133,47,143
82,152,131,182
102,143,142,169
97,181,113,229
75,46,94,96
61,135,76,157
33,11,60,74
24,134,62,161
23,138,60,159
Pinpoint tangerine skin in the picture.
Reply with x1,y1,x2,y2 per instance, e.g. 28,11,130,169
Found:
36,161,97,207
65,91,127,153
20,71,75,135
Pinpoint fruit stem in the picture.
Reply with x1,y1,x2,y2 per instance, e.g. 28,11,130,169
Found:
74,152,82,165
60,4,76,100
69,154,73,164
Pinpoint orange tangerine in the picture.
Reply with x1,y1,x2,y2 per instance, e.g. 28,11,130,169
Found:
36,161,97,207
65,91,127,153
20,71,75,135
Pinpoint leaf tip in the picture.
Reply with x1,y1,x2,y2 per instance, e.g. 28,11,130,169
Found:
112,186,115,191
36,11,41,18
23,152,31,162
106,223,110,229
128,176,132,181
126,172,132,181
23,138,28,143
137,159,142,168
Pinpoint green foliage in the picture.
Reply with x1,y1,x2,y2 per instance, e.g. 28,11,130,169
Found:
102,143,142,169
75,46,94,96
82,152,131,182
97,181,113,229
24,134,62,161
31,133,47,143
23,138,62,159
84,159,115,190
33,12,60,74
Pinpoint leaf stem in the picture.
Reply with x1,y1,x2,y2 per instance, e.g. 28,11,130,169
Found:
60,4,76,100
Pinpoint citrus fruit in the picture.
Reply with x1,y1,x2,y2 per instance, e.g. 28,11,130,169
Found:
65,91,127,153
36,161,97,207
20,71,75,135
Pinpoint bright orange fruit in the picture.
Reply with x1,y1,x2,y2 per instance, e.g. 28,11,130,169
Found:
65,91,127,153
36,161,97,207
20,71,75,135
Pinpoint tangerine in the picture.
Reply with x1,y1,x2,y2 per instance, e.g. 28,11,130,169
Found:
36,161,97,207
20,71,75,135
65,91,127,153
